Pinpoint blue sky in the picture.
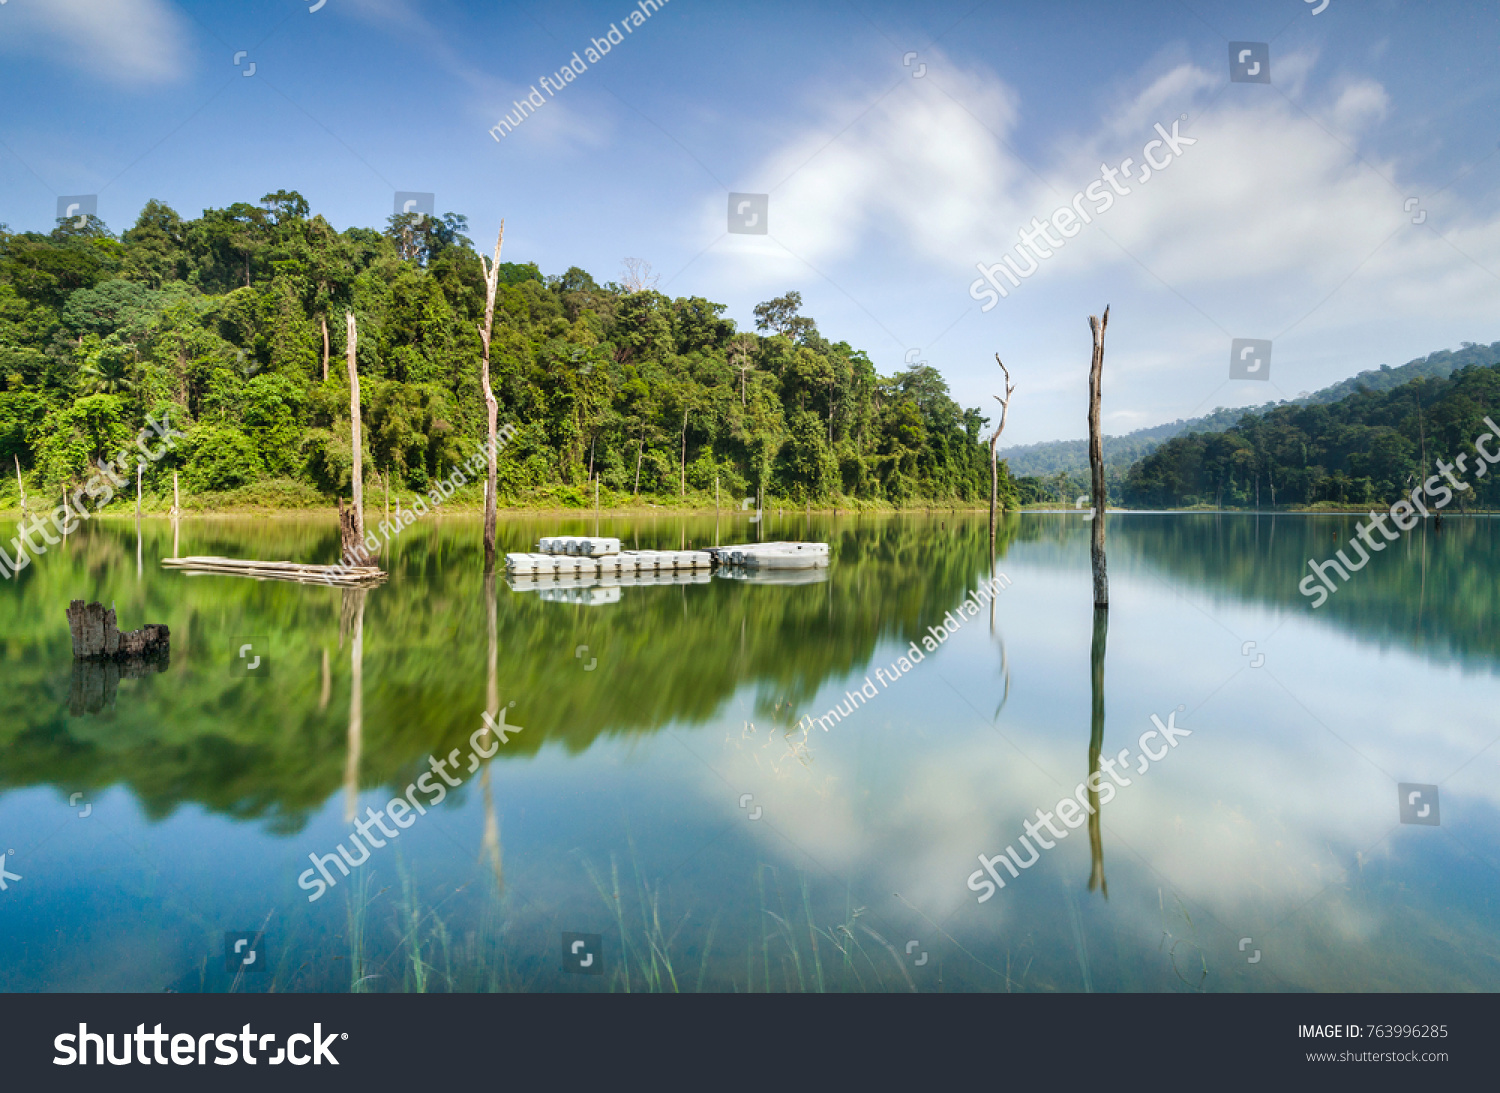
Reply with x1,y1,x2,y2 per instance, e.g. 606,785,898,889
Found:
1,0,1498,445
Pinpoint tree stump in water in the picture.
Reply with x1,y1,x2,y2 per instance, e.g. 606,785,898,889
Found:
66,600,169,660
337,497,377,567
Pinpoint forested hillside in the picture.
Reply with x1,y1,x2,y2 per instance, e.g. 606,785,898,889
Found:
1002,341,1500,488
1124,360,1500,509
0,191,1014,512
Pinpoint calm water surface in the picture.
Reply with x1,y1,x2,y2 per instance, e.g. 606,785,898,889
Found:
1,511,1496,992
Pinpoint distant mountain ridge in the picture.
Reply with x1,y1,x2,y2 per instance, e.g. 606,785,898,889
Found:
1001,341,1500,478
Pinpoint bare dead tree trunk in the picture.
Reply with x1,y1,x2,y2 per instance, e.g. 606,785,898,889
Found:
477,222,505,574
1088,307,1110,609
988,354,1015,551
321,315,329,383
680,405,688,497
13,455,26,519
347,311,364,543
634,431,644,496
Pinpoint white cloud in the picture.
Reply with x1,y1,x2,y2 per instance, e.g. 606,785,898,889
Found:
696,45,1500,440
0,0,189,85
1329,78,1391,132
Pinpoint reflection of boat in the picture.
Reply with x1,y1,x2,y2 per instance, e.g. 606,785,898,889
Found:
717,567,829,586
506,550,712,576
744,550,828,570
538,586,623,605
506,569,711,598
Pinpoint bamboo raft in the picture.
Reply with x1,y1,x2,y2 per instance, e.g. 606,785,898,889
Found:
162,556,387,587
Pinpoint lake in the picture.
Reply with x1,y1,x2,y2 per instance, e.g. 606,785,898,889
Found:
1,510,1496,992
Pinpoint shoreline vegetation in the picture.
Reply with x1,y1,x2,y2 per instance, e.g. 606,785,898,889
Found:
8,503,1488,518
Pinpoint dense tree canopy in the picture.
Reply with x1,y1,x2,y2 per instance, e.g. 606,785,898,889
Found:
1124,361,1500,509
0,193,1016,511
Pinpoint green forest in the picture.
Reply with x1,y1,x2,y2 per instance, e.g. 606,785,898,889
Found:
0,191,1016,514
1124,358,1500,509
1002,340,1500,488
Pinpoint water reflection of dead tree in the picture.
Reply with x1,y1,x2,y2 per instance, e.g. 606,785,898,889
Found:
479,571,504,892
1087,307,1110,609
989,528,1012,720
341,587,367,823
1087,606,1108,899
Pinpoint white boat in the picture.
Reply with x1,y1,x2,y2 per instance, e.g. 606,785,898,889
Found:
738,542,830,569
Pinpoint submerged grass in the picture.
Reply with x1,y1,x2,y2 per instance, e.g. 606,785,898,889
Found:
575,848,914,992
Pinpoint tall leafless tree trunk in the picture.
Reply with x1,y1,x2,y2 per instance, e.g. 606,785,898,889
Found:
988,354,1015,550
346,311,365,548
13,454,26,519
679,404,689,497
321,315,329,383
1088,307,1110,609
634,428,644,496
477,222,506,574
729,334,755,407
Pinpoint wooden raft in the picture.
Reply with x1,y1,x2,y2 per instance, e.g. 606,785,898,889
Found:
162,556,387,587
